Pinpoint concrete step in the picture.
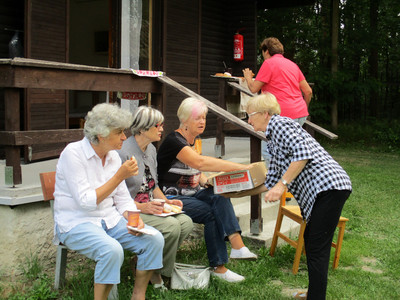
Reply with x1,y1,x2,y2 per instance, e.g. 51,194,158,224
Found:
233,197,301,247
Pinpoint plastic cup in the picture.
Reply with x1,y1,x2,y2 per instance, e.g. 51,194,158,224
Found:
127,210,141,227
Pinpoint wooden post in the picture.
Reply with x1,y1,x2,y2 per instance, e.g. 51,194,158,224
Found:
250,135,262,234
4,88,22,185
215,79,226,157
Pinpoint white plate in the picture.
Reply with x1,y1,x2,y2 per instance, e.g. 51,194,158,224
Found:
155,211,185,217
127,226,158,235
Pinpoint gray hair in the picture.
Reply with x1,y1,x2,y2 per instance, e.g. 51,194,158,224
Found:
84,103,133,145
246,93,281,116
130,106,164,136
177,97,208,126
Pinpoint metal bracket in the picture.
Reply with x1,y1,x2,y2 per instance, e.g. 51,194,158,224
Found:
250,218,263,235
214,144,223,158
5,166,14,186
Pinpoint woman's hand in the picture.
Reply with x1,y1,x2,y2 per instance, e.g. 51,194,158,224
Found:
136,201,164,215
127,217,145,236
117,158,139,180
264,181,286,203
242,68,254,80
167,199,183,208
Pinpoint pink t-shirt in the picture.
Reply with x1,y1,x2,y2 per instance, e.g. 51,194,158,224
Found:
256,54,308,119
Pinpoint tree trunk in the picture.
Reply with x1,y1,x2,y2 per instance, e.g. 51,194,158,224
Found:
330,0,339,129
369,0,379,118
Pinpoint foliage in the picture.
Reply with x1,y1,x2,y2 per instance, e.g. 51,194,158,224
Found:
257,0,400,125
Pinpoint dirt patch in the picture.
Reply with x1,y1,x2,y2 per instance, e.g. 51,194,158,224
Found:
360,256,383,274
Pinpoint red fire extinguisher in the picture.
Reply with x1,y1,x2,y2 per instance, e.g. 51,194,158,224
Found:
233,31,244,61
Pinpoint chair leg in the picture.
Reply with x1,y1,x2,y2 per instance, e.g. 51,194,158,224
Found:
270,209,284,256
54,245,68,289
292,222,307,275
108,284,119,300
332,221,347,269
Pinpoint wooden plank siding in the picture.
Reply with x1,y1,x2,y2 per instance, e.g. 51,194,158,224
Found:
0,0,24,159
161,0,200,136
25,0,69,162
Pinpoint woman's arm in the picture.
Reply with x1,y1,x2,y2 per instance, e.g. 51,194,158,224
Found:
299,79,312,107
264,159,308,202
176,146,248,172
242,68,264,94
95,159,139,204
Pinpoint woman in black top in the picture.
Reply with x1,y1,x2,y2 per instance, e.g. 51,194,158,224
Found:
157,97,257,283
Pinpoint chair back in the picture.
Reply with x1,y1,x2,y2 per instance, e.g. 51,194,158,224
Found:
280,190,295,206
40,171,56,201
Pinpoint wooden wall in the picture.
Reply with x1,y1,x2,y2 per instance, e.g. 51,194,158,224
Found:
0,0,24,159
160,0,257,138
24,0,69,161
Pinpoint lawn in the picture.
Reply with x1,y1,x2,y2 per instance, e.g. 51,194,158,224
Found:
2,143,400,300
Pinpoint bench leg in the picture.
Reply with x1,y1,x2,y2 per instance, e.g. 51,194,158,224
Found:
108,284,119,300
54,245,68,289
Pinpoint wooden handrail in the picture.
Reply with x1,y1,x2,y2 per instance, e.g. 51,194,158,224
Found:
158,76,267,141
227,80,338,140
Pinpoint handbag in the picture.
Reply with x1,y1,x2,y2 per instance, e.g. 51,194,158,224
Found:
170,263,211,290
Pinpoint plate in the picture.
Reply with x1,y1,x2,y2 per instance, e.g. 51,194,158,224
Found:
127,226,158,235
154,211,185,217
210,75,241,81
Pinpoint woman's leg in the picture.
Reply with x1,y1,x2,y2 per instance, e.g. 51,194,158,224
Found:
58,221,124,285
304,190,350,300
140,213,193,278
108,218,164,299
177,194,229,267
57,221,124,300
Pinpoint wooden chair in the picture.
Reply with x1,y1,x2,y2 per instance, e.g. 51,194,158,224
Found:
269,190,349,274
40,172,118,299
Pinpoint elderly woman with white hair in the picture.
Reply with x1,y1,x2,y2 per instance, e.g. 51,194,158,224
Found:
246,93,351,300
53,103,164,300
118,106,193,290
157,97,258,283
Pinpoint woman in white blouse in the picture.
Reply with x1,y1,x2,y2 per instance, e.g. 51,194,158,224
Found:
53,103,164,300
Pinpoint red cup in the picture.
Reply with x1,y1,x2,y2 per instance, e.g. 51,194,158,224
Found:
127,210,141,227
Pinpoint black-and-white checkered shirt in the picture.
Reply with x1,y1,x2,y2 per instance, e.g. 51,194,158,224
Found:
264,115,352,222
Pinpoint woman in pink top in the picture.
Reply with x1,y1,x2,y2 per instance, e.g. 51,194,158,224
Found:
242,37,313,165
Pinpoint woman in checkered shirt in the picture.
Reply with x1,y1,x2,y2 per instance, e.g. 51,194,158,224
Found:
246,93,352,300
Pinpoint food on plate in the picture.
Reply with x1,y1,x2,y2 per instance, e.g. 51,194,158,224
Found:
163,203,182,214
163,204,172,213
170,204,182,213
214,72,232,77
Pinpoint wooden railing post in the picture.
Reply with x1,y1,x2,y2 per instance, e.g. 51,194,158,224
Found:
250,135,262,234
215,79,226,157
4,88,22,185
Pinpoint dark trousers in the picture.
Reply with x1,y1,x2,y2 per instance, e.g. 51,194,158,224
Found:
304,189,351,300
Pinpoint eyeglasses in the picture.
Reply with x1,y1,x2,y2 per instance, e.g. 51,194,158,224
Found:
155,122,164,128
247,111,260,118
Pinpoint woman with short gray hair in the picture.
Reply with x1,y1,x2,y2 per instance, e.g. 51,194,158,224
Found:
54,103,164,300
84,102,133,144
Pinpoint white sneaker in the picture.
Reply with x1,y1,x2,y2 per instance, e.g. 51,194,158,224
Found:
230,246,258,260
212,269,245,282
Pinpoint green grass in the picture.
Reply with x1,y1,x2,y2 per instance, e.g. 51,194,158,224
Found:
2,143,400,299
